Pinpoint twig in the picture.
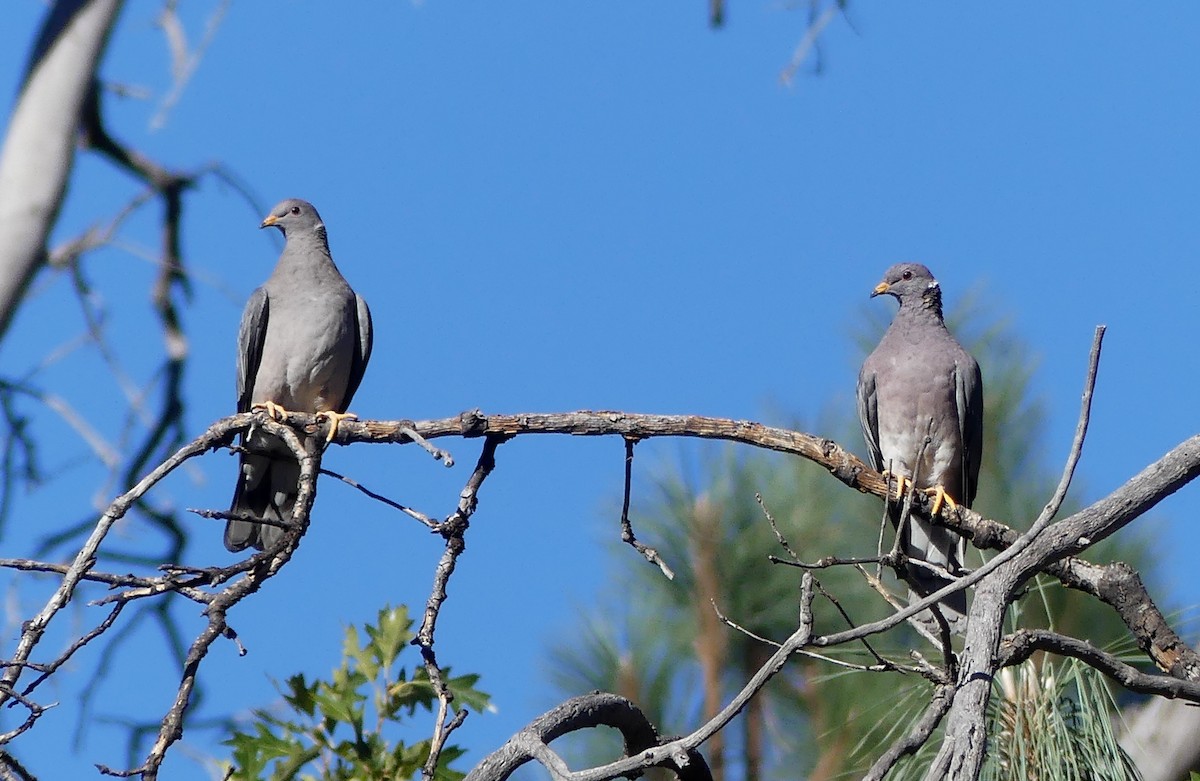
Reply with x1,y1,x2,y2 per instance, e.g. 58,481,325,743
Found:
863,683,955,781
319,467,440,528
1036,325,1105,528
415,434,508,781
0,685,52,744
855,564,941,650
397,423,455,466
150,0,232,130
774,551,889,569
617,438,674,579
13,604,124,699
811,579,894,671
713,599,895,674
780,0,841,85
756,492,800,563
0,379,120,467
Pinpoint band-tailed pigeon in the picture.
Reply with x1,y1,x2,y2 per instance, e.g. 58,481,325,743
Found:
224,198,373,552
857,263,982,627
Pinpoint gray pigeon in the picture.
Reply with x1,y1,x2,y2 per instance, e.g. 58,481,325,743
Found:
224,198,373,552
857,262,982,628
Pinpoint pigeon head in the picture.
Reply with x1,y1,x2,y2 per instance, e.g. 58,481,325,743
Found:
260,198,326,242
870,262,943,316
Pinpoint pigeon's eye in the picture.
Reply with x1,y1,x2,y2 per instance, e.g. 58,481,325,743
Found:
901,270,913,280
290,206,301,215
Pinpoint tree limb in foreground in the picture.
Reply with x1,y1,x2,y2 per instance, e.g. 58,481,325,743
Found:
1,353,1196,778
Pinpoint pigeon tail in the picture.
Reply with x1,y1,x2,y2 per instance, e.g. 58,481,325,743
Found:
224,453,298,552
896,507,967,629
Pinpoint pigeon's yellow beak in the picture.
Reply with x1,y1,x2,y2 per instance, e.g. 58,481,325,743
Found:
260,214,279,229
871,281,890,297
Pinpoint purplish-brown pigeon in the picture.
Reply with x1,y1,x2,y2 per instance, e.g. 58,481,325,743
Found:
857,262,982,628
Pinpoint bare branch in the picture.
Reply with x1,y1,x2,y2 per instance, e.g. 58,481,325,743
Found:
416,434,509,781
863,683,955,781
929,325,1106,780
997,629,1200,702
1034,325,1105,528
318,466,441,528
466,692,714,781
150,0,232,130
133,425,320,781
398,422,456,466
780,1,841,86
618,437,674,579
4,353,1197,779
275,403,1199,676
476,573,816,781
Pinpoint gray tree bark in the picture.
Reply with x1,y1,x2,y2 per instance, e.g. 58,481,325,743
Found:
0,0,124,340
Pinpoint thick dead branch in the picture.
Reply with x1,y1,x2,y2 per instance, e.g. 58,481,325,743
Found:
997,629,1200,701
267,405,1199,678
466,692,713,781
2,383,1197,777
0,0,124,339
929,326,1103,780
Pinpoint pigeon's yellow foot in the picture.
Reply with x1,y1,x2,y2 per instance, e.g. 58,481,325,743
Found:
316,410,358,444
922,485,958,516
252,401,289,421
880,470,910,501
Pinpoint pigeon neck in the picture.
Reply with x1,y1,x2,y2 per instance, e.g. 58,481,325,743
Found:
899,287,944,324
285,228,332,258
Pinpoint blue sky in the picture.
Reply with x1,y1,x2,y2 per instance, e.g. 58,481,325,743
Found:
2,2,1198,778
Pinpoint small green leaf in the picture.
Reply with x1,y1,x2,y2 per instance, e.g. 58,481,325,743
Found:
282,673,318,717
314,682,365,730
222,602,482,780
365,605,414,670
342,624,378,680
445,671,491,713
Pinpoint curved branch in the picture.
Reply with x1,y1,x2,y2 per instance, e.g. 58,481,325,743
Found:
466,692,713,781
997,629,1200,702
241,406,1200,679
5,401,1198,778
470,572,816,781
